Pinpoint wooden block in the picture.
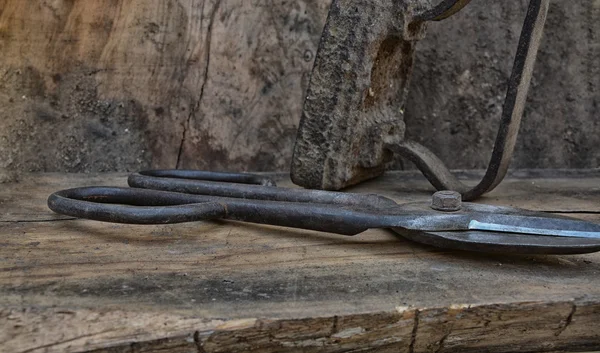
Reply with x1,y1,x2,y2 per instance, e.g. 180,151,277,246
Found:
1,170,599,352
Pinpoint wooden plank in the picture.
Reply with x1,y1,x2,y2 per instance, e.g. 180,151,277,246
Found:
1,1,599,174
0,0,329,172
1,171,600,352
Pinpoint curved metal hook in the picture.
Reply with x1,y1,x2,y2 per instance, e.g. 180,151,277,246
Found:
391,0,549,201
414,0,474,21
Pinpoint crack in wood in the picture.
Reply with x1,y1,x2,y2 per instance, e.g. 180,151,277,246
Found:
435,331,450,353
554,303,577,337
546,211,600,215
176,0,222,169
330,315,339,336
194,330,208,353
409,309,420,353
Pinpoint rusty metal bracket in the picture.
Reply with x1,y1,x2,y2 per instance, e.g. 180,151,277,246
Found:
291,0,549,201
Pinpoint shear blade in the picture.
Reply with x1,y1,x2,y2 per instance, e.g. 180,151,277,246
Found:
468,215,600,240
393,228,600,255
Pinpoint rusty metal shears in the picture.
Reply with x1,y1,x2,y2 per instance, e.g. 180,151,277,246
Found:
48,170,600,255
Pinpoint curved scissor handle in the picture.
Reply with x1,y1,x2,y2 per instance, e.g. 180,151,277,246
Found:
48,186,227,224
391,0,549,201
48,170,276,224
47,170,398,235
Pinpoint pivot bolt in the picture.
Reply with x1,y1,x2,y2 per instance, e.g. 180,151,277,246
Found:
431,190,462,212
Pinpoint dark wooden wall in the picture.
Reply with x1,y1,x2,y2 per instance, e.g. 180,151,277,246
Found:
0,0,598,174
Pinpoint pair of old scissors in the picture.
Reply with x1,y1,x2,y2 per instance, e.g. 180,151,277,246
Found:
47,170,600,255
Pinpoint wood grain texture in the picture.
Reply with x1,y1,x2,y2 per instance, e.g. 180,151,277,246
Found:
0,0,328,173
0,1,598,174
1,170,600,352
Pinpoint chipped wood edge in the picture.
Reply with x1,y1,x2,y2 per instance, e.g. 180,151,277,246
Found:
3,299,599,353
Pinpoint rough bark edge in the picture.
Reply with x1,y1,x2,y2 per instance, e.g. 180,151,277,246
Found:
4,300,599,353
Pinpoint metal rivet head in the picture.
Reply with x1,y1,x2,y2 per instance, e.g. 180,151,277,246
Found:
431,190,462,212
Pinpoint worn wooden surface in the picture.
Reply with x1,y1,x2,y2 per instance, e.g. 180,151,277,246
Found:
1,170,600,352
1,1,599,174
0,0,328,173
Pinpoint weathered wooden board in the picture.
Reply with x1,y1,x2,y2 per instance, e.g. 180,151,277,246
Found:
0,1,598,174
1,170,599,352
0,0,328,173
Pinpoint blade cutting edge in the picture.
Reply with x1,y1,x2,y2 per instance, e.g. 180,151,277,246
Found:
469,220,600,239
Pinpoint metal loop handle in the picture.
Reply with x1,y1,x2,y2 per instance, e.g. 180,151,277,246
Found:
138,170,277,186
48,187,227,224
128,172,398,208
47,170,396,233
47,170,278,224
